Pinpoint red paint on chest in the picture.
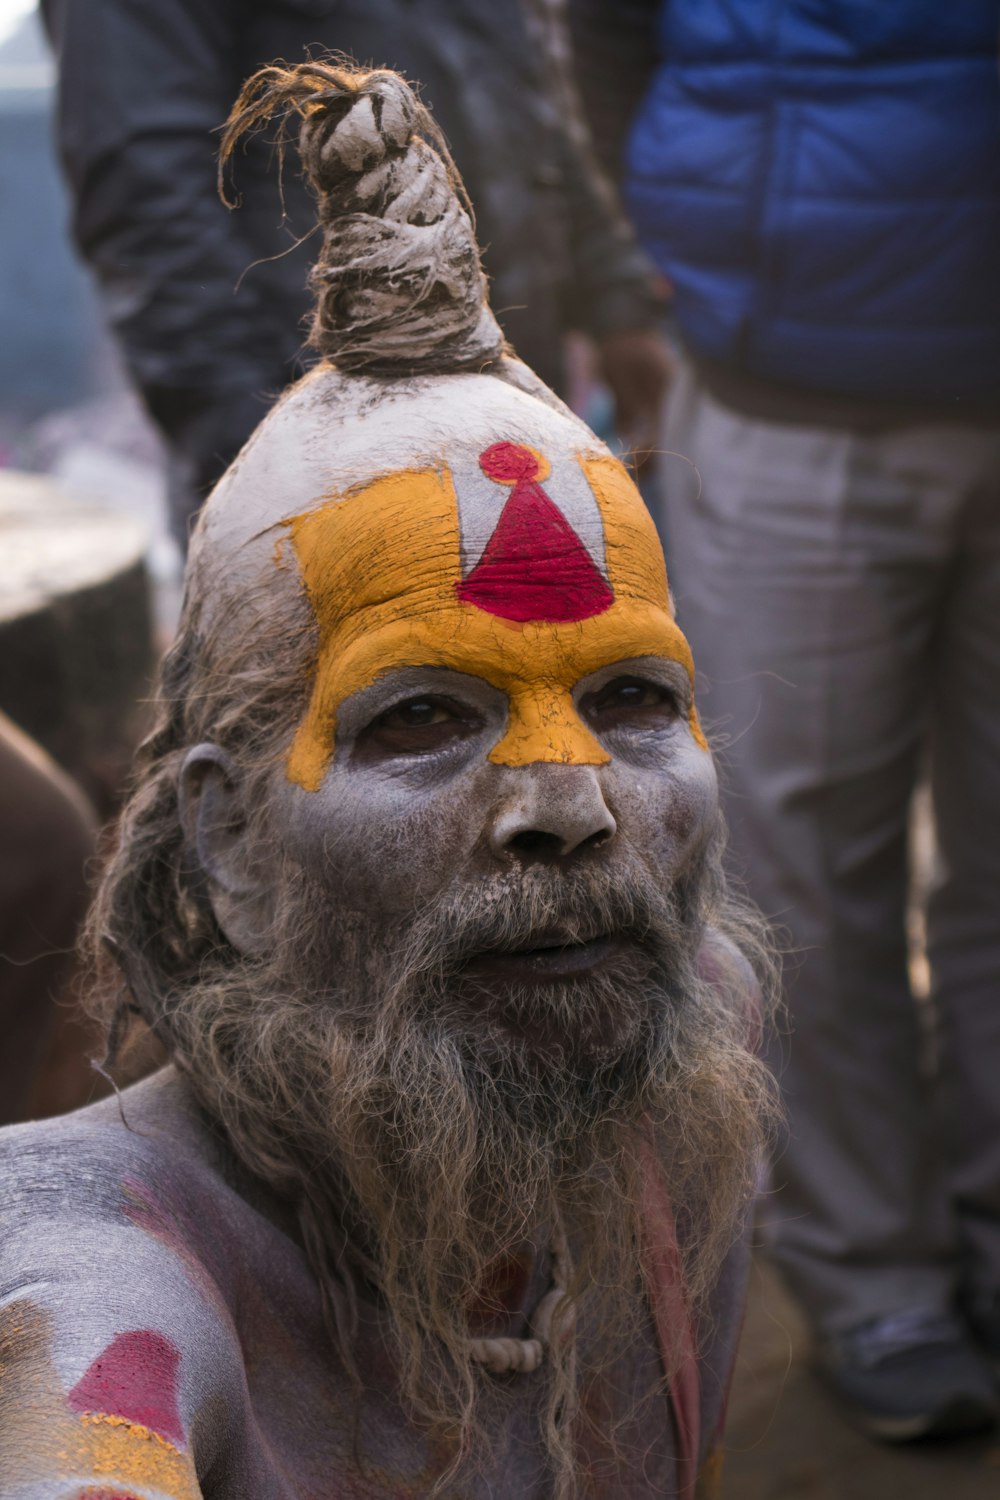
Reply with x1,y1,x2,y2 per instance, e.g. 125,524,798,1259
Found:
67,1328,185,1447
77,1492,142,1499
466,1250,534,1333
456,441,614,623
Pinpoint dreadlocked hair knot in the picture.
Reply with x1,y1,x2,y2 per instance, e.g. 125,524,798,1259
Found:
220,57,505,376
299,72,417,187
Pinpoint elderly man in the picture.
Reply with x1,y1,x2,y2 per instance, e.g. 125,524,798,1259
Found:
0,63,772,1498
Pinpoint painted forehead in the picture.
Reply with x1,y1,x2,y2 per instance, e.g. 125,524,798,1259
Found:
453,441,611,621
284,437,705,790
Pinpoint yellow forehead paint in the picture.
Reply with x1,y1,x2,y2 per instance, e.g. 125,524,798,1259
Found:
284,445,705,792
0,1298,201,1500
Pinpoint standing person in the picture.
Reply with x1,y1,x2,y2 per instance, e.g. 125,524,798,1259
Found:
571,0,1000,1441
41,0,670,548
0,714,97,1123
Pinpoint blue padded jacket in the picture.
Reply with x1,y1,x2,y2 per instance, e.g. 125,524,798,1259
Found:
624,1,1000,399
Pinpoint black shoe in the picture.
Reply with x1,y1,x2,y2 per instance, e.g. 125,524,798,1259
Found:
817,1309,999,1442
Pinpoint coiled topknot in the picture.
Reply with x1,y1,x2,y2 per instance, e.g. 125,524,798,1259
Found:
220,58,505,376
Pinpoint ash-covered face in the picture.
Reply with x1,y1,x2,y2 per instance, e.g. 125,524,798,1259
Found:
251,438,719,1065
182,430,719,1065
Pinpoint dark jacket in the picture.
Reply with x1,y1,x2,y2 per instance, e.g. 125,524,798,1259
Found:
42,0,659,509
573,0,1000,410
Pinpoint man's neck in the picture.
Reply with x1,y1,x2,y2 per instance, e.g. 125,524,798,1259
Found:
466,1239,554,1341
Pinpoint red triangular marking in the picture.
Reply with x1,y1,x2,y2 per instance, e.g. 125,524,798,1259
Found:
67,1329,185,1447
457,482,613,624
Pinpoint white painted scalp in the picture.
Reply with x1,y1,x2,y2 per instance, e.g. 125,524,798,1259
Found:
201,60,618,638
197,366,601,572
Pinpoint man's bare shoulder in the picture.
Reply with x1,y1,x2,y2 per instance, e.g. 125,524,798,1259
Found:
0,1070,313,1496
0,1064,305,1303
0,1066,249,1364
0,1066,228,1218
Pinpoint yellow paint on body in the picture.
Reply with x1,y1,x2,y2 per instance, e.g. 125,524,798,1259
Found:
0,1299,199,1500
285,451,705,793
695,1446,725,1499
59,1411,201,1500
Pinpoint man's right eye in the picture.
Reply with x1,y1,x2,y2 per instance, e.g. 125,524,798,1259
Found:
357,697,481,757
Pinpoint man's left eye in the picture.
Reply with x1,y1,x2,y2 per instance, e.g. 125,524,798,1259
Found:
357,696,480,757
582,676,680,731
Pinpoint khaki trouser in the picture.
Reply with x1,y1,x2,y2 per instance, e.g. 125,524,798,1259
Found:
660,360,1000,1333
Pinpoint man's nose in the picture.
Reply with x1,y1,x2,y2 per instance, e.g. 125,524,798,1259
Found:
489,766,617,863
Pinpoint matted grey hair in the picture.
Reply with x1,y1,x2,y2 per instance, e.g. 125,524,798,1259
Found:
85,582,309,1056
219,57,506,376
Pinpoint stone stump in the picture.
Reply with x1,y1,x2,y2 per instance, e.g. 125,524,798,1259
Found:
0,471,153,814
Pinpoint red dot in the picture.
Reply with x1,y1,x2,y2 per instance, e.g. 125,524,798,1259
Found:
479,442,540,483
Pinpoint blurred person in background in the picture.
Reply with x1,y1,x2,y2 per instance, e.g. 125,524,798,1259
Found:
0,713,97,1123
40,0,671,549
571,0,1000,1442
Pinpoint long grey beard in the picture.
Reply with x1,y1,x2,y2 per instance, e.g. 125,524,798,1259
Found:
163,843,773,1485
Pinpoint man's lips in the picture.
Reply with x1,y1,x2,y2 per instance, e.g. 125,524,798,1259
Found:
460,932,626,985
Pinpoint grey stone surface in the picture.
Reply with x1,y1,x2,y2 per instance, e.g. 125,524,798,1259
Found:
0,470,154,810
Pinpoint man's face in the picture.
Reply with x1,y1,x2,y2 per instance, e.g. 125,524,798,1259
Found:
165,426,764,1474
268,437,718,1063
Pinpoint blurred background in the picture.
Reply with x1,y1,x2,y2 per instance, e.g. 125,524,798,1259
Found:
1,2,999,1494
0,0,179,630
0,1,174,1132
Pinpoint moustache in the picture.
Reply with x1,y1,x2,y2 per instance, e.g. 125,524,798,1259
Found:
384,856,689,981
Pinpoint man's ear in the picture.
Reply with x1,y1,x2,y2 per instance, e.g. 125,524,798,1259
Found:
178,743,276,957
